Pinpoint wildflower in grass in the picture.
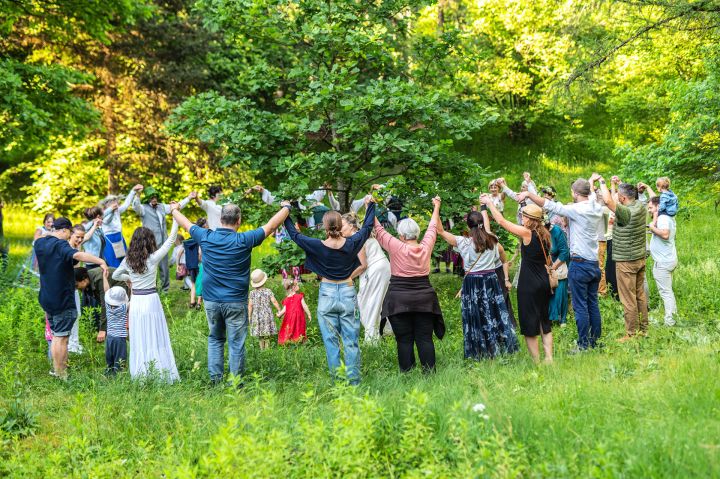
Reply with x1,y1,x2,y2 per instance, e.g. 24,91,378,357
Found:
472,403,486,413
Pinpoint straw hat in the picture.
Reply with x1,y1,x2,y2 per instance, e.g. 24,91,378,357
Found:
250,269,268,288
105,286,129,307
521,203,544,221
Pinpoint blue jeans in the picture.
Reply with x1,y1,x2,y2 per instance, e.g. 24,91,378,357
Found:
204,301,248,381
568,259,602,349
316,283,360,385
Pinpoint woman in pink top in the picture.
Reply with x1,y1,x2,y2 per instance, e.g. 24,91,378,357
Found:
374,196,444,372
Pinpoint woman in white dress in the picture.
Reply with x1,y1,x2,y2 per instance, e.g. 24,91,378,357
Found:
113,215,179,383
342,213,391,342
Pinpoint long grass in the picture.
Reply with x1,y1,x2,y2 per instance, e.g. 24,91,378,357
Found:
1,159,719,476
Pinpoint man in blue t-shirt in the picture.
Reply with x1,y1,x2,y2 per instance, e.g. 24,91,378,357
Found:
170,199,291,384
34,217,107,379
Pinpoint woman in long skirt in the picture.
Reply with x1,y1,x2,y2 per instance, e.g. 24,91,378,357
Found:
548,216,570,325
482,196,553,363
437,210,518,359
342,213,391,342
113,217,179,382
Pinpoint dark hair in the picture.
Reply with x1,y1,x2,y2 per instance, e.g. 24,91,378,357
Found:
618,183,638,200
220,204,241,226
84,206,103,220
43,213,55,224
323,211,343,239
196,217,208,228
126,227,157,274
649,196,660,206
74,267,89,283
466,211,498,253
209,186,222,198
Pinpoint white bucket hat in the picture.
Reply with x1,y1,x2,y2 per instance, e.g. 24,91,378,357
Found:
105,286,129,307
250,269,268,288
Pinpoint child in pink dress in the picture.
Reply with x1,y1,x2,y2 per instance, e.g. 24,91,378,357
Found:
277,279,312,344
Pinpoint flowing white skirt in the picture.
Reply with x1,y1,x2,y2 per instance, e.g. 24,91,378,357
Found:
357,260,392,341
129,293,179,383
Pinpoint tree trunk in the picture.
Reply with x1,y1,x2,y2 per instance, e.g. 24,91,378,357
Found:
438,0,447,33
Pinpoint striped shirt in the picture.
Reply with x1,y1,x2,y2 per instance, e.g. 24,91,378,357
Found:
106,304,128,338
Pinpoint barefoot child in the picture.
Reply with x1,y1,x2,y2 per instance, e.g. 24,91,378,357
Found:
102,269,129,375
248,269,281,349
277,278,311,344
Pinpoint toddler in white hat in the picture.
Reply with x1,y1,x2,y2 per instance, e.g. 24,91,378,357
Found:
104,286,129,375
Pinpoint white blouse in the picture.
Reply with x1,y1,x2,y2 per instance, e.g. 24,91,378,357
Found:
113,221,178,290
453,236,500,272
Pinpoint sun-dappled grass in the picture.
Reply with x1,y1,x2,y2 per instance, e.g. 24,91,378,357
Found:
0,198,719,477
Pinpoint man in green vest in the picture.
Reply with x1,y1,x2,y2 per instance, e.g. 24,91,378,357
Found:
597,177,648,341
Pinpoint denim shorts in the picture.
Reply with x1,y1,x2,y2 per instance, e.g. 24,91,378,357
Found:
48,309,78,337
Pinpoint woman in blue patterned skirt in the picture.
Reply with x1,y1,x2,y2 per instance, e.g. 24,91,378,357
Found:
437,208,519,360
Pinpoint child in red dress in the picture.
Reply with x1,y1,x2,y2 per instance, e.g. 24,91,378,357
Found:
277,279,311,344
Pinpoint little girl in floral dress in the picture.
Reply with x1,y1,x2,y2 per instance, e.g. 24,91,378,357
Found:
277,279,311,344
248,269,280,349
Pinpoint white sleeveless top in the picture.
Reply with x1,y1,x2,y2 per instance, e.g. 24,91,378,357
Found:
364,238,389,269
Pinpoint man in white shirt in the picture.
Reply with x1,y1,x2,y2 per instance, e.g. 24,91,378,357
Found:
517,174,605,351
194,186,224,230
647,196,678,326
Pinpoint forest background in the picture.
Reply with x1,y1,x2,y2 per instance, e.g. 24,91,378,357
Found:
2,0,720,218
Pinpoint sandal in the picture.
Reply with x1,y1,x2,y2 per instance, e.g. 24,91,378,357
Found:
189,302,196,309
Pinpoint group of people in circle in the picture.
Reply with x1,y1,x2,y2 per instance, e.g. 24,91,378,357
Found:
32,170,679,384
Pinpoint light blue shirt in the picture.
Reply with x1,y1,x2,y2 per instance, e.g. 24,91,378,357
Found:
543,196,604,261
83,220,104,257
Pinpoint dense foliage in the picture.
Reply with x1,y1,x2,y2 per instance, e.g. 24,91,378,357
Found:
2,0,720,216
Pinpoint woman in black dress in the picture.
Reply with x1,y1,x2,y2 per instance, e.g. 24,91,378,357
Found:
481,196,553,363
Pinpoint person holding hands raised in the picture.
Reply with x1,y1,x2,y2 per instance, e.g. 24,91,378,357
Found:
480,193,554,363
170,197,292,385
515,174,604,352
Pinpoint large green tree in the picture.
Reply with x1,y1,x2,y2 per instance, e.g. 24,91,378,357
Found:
168,0,495,213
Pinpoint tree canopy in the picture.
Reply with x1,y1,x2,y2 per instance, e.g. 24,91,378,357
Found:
1,0,719,215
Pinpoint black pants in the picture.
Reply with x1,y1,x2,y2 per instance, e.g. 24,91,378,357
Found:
106,336,127,375
388,312,436,372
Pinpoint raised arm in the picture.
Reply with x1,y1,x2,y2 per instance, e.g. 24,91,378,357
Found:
132,195,144,217
262,202,292,238
112,260,131,282
481,208,492,234
170,203,194,232
421,197,440,249
119,188,138,215
328,191,341,211
149,221,179,265
598,177,617,213
480,194,531,243
436,218,458,247
83,218,101,243
373,217,403,253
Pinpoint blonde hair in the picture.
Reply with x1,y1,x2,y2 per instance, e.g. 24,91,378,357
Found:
656,177,671,190
341,212,359,231
282,278,296,293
